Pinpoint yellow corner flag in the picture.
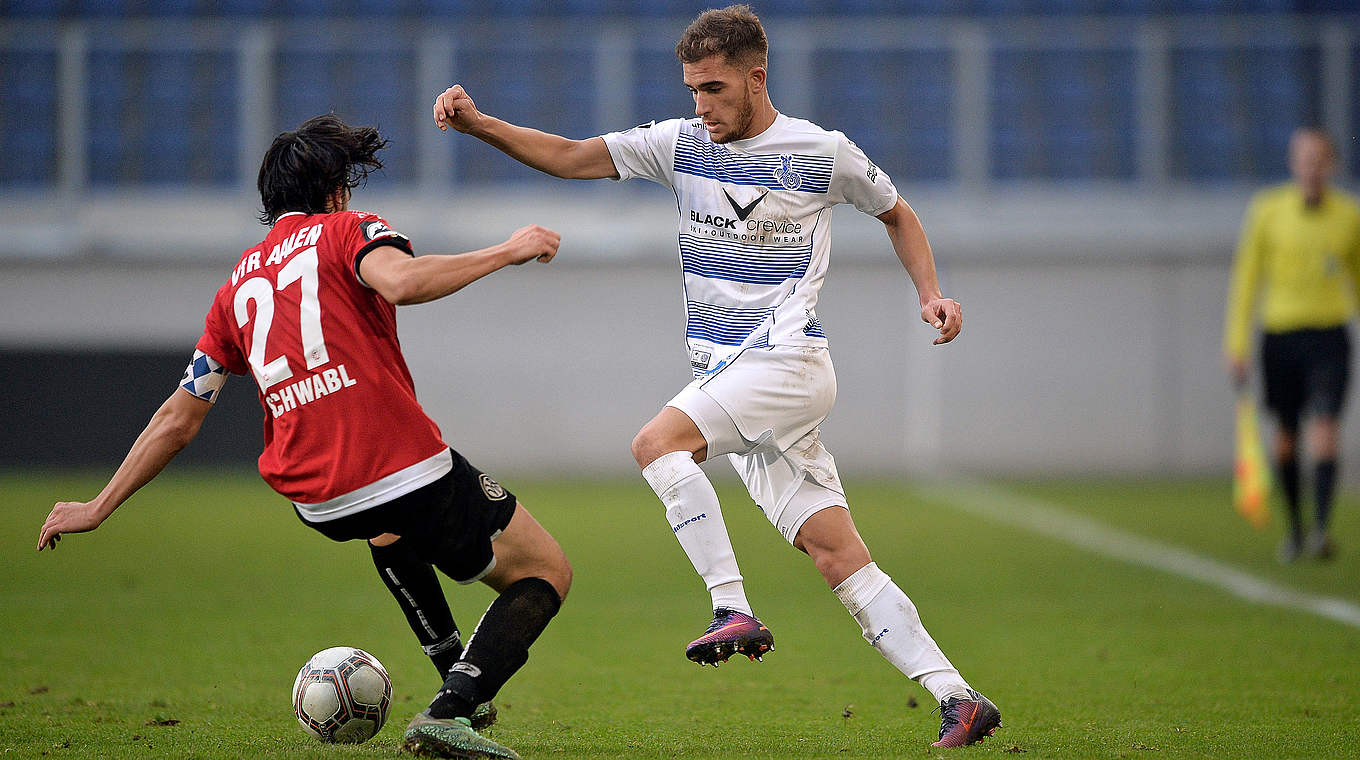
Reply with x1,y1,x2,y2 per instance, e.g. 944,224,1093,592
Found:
1233,394,1271,529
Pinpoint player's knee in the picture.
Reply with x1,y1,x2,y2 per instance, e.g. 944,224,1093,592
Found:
534,542,573,602
551,557,573,602
631,426,664,469
1275,431,1298,460
1310,418,1340,455
541,543,573,603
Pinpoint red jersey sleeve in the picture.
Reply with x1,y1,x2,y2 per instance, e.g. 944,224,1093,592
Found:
347,212,414,288
195,282,249,376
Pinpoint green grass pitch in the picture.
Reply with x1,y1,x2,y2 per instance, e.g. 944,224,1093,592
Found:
3,470,1357,759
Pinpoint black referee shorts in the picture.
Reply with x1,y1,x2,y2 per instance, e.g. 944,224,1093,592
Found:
296,448,518,583
1261,326,1351,432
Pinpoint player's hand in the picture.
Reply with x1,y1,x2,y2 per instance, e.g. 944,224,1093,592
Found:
37,500,104,551
921,297,962,345
1226,356,1250,390
433,85,483,134
504,225,561,265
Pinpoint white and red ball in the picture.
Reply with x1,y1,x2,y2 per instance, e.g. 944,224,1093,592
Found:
292,646,392,744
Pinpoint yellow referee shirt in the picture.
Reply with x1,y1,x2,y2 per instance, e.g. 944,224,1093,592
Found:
1224,183,1360,360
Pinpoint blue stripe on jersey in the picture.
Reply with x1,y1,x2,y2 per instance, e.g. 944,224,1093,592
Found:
804,316,826,338
674,132,833,193
679,234,812,285
686,300,774,346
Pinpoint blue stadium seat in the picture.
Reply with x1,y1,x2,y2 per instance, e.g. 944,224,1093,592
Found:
449,40,595,184
72,0,132,15
142,0,196,16
1171,51,1233,179
1353,46,1360,178
633,48,692,124
143,52,196,182
756,0,818,13
216,0,269,14
281,0,331,17
420,0,473,15
354,0,417,13
5,0,63,17
634,0,711,17
1171,0,1291,12
972,0,1034,16
275,51,331,126
821,0,943,12
87,49,128,185
811,50,952,181
0,51,59,185
350,55,416,187
559,0,631,14
1167,45,1310,181
990,48,1136,179
1108,0,1159,12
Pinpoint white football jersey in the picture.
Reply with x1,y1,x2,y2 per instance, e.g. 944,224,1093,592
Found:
602,113,898,376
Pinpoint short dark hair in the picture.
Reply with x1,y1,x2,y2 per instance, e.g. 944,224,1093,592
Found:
675,4,768,70
256,113,388,225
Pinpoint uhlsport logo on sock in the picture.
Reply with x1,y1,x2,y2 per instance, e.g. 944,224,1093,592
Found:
871,628,890,646
672,513,707,533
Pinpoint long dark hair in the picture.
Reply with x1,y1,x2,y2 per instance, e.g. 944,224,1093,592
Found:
257,114,388,225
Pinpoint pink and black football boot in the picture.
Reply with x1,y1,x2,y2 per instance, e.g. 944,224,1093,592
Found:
684,607,774,665
932,689,1002,747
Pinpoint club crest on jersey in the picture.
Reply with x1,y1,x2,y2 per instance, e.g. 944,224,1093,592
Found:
479,474,508,501
773,153,803,190
362,219,396,241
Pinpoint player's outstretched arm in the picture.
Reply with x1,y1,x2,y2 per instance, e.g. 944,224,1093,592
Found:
361,225,561,305
38,388,212,551
433,85,618,180
878,197,962,345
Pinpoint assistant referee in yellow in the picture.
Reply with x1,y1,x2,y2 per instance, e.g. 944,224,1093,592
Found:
1225,127,1360,563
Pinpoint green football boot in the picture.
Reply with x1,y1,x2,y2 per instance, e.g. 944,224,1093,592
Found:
469,701,497,731
401,712,519,759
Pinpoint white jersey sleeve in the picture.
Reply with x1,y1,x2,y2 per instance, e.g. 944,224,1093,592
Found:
600,119,683,187
828,132,899,217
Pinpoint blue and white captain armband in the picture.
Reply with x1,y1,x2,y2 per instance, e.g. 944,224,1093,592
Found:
180,349,229,403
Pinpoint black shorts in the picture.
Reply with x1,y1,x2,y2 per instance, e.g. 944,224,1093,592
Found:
1261,326,1351,431
296,448,518,583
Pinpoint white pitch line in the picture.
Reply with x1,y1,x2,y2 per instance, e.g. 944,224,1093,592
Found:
909,480,1360,630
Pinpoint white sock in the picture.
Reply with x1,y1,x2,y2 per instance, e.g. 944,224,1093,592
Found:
833,562,971,703
642,451,752,616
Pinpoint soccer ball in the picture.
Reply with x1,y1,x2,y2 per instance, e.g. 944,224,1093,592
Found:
292,646,392,744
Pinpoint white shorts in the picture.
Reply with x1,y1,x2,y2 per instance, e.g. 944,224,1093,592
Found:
667,346,846,544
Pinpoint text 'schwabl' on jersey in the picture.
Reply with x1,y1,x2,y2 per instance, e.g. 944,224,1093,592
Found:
195,211,449,512
601,113,899,376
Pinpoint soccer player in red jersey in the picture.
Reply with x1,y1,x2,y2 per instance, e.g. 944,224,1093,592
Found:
37,114,563,759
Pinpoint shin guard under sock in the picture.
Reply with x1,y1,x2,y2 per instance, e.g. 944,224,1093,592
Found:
429,577,562,719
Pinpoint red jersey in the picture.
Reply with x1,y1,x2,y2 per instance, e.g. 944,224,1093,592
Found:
196,210,449,516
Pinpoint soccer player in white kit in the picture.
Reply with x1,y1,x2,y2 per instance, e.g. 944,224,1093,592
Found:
433,4,1000,748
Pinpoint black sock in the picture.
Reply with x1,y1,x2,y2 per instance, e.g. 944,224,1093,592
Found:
428,577,562,719
1315,459,1338,532
370,540,463,678
1278,456,1302,540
